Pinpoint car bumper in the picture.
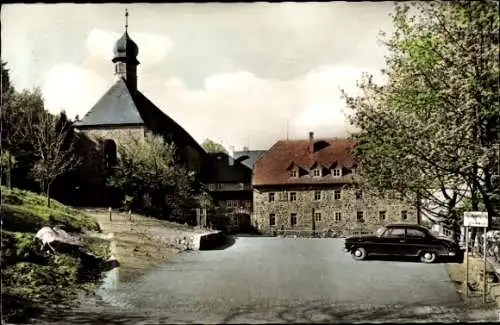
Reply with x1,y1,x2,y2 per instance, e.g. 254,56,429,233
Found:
343,248,350,252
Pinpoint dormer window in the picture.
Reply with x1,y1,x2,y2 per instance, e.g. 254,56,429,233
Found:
313,168,321,177
331,168,341,177
290,169,298,178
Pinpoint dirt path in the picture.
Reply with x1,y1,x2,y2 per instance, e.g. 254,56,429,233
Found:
81,209,183,283
446,254,498,309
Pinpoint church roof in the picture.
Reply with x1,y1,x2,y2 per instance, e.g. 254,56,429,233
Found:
74,79,204,151
75,79,144,126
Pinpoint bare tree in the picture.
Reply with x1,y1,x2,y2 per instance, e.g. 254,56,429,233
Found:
29,110,81,207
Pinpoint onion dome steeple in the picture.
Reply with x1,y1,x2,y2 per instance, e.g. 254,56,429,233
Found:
112,9,139,92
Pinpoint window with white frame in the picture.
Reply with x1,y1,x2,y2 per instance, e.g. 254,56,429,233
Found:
226,200,239,208
290,213,297,226
334,190,341,200
314,191,321,201
269,193,275,202
332,168,341,177
335,212,342,222
313,168,321,177
289,192,297,201
355,189,363,200
401,210,408,220
290,169,298,177
379,211,386,221
314,211,322,222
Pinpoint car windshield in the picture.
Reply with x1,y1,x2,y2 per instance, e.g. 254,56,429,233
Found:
376,227,386,237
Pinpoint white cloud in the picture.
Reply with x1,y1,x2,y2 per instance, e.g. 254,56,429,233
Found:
43,28,382,150
142,64,382,149
42,63,108,119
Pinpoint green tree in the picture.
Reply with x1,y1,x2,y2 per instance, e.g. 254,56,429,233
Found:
1,61,15,188
29,110,81,207
201,139,227,154
108,134,212,221
0,87,46,189
343,1,499,241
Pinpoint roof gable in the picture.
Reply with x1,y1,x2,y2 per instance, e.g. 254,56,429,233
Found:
75,79,144,127
233,150,266,170
205,152,252,183
252,138,358,186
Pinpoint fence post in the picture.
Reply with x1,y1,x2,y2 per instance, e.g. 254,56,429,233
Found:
109,207,112,222
483,226,488,304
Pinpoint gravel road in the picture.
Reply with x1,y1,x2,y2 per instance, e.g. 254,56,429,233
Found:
35,237,498,324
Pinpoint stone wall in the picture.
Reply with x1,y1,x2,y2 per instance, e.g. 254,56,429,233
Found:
83,126,146,145
252,186,418,236
72,126,147,206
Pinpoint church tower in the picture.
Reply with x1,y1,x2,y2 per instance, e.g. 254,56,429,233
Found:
112,9,139,93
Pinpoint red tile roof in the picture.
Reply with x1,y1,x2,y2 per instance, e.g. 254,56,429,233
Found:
252,137,358,186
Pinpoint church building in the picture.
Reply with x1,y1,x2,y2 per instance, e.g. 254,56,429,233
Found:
73,11,209,205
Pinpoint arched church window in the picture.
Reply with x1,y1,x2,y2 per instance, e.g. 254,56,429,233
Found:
103,139,117,169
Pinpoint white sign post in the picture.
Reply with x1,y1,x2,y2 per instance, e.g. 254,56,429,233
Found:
464,212,489,227
463,211,489,304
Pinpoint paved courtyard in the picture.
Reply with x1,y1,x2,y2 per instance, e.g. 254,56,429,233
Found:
36,237,497,324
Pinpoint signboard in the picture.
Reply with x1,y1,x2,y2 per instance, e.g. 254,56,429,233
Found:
463,211,489,227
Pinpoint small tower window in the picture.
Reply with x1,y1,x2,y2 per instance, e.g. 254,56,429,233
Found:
115,62,126,74
313,168,321,177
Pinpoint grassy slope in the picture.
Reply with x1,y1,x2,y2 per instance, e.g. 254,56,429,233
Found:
1,186,110,323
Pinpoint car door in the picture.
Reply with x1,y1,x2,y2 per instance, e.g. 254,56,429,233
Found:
377,227,406,256
404,228,428,256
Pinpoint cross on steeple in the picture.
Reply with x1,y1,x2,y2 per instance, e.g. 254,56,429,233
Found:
125,8,129,32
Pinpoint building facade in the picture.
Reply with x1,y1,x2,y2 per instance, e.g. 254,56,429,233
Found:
252,132,418,237
205,149,265,232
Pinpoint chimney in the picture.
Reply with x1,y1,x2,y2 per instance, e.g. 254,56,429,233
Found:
309,132,314,153
229,145,235,166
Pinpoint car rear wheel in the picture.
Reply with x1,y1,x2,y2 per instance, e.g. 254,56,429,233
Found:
351,247,367,261
419,251,436,263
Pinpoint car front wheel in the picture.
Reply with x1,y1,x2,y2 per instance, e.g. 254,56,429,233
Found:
419,251,437,263
351,247,367,261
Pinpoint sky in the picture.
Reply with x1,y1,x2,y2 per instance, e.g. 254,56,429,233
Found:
1,2,395,151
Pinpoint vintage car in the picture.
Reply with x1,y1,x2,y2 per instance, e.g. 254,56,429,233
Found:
343,223,463,263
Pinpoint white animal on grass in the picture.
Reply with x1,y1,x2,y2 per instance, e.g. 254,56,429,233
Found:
35,226,81,253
